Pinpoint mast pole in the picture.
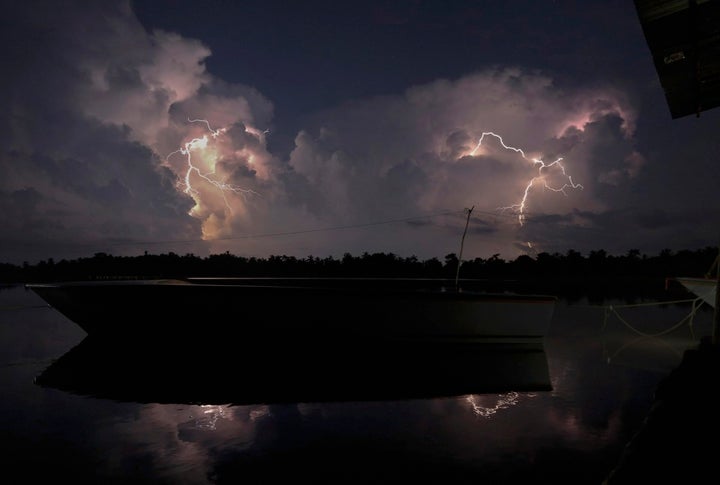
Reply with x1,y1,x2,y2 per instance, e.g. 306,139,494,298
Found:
455,206,474,292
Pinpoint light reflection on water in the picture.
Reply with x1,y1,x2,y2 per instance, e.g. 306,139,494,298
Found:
0,285,714,483
465,391,523,417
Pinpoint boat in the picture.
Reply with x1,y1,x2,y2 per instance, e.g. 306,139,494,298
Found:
671,250,720,309
26,277,557,346
674,276,717,308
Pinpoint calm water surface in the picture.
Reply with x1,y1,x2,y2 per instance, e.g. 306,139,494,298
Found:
0,284,713,484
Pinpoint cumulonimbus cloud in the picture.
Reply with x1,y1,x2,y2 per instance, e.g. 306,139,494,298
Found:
0,0,643,263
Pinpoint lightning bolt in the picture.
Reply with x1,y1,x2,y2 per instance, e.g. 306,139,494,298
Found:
469,132,583,225
165,118,259,215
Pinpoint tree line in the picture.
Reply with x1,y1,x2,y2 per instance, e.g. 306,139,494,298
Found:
2,246,718,299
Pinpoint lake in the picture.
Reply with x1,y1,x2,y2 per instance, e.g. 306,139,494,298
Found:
1,284,713,484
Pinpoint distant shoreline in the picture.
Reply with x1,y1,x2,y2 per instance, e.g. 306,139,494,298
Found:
2,247,717,302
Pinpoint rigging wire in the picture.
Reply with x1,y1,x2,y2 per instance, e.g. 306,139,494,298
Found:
91,207,594,248
0,205,608,254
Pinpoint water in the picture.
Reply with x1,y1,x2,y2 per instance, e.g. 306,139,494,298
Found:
1,284,714,484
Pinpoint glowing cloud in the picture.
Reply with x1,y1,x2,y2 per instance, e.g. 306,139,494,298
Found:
163,118,272,240
165,119,258,209
285,68,639,259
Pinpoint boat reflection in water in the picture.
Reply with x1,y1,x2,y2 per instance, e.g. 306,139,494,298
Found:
35,334,552,406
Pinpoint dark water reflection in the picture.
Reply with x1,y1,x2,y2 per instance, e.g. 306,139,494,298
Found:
1,285,713,483
34,337,552,405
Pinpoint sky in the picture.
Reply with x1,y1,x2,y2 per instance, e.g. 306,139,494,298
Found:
2,0,720,266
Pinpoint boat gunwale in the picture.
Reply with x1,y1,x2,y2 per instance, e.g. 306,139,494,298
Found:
26,279,558,303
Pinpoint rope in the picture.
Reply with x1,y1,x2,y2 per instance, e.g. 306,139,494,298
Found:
600,297,709,367
601,297,707,338
600,298,699,309
603,333,685,368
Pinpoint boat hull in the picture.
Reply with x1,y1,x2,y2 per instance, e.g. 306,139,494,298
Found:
27,279,557,345
674,277,717,308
